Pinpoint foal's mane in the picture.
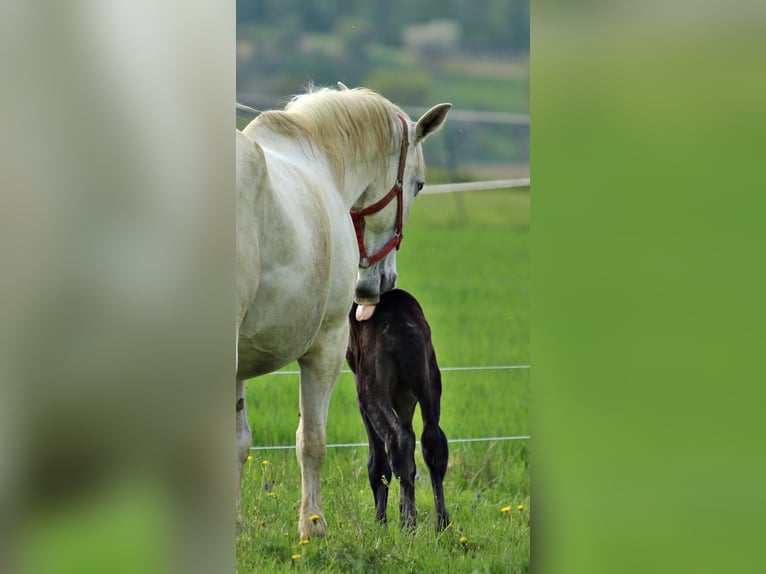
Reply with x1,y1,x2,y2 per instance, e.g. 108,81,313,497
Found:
255,87,407,187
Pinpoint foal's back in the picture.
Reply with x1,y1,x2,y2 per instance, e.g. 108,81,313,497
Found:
347,289,444,422
347,289,435,388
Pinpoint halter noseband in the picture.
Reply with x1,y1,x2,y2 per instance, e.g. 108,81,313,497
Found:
349,115,409,269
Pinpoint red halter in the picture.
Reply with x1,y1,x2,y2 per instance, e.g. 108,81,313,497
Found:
350,115,409,269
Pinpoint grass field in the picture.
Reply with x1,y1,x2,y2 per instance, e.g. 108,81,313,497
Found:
237,187,530,573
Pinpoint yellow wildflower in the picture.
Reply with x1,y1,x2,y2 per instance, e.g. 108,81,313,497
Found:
309,514,320,522
291,554,301,561
246,455,253,462
268,492,276,497
459,536,468,545
262,459,270,466
517,504,525,511
299,539,310,546
501,505,512,513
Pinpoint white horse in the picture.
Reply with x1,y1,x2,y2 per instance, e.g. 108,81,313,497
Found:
236,85,450,540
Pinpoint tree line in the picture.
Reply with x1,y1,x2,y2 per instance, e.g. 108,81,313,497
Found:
237,0,529,56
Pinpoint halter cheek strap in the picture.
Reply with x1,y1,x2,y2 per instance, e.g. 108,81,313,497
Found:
350,115,409,269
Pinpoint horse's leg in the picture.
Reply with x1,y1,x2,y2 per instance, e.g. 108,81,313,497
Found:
358,401,392,524
295,328,345,539
235,379,252,522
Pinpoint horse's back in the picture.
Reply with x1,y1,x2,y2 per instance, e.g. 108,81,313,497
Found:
236,127,357,380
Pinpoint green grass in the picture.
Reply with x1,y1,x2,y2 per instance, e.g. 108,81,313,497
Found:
238,188,529,572
431,73,528,113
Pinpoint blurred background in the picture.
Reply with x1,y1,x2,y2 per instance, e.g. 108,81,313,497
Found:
236,0,529,182
7,1,766,572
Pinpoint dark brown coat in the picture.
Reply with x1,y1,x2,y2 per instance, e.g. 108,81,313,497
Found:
347,289,449,530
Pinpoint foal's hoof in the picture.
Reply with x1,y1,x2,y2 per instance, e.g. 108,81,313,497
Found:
401,515,417,531
299,513,327,540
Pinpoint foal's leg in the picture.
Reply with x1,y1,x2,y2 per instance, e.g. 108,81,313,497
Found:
421,422,450,530
235,379,252,522
359,357,418,529
418,362,450,530
391,396,418,529
295,328,345,539
358,405,392,523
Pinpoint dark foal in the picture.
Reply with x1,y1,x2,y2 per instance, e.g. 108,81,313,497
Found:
346,289,450,531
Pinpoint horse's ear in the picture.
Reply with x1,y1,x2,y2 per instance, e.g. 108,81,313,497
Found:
337,81,349,91
414,103,451,145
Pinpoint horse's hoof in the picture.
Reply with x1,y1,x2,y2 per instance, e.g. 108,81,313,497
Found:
236,516,248,536
299,513,328,540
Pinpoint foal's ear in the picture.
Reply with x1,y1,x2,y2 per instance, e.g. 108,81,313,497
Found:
337,81,349,91
414,103,451,145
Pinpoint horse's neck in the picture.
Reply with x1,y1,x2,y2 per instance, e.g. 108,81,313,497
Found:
339,166,377,210
249,124,378,210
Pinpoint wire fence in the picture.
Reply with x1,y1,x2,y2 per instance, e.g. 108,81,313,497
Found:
246,177,530,452
251,435,530,452
266,364,529,376
236,97,530,177
251,363,530,452
236,94,529,126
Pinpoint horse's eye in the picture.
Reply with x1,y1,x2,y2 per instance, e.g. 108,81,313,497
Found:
416,181,425,194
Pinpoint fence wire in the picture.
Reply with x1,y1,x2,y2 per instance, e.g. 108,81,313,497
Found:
247,180,530,452
251,363,530,451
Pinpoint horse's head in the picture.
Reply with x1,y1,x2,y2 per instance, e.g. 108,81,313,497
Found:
351,103,451,305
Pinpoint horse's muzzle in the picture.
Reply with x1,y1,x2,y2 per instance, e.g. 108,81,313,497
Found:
354,285,380,306
354,270,397,305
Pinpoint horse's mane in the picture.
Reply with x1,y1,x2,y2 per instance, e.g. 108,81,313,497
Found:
255,86,407,187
